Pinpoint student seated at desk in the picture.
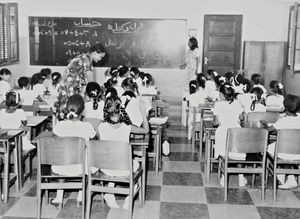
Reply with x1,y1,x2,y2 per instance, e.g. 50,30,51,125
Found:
184,79,207,140
47,72,61,97
261,94,300,189
97,95,149,209
0,68,12,104
266,80,285,112
0,92,35,151
211,83,246,187
31,73,46,99
130,66,143,90
84,82,104,121
117,65,129,87
51,94,96,208
17,77,41,106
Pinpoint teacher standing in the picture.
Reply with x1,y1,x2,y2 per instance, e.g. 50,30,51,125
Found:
55,43,106,119
180,37,201,85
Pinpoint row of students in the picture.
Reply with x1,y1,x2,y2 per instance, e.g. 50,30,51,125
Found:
51,92,149,209
211,75,300,189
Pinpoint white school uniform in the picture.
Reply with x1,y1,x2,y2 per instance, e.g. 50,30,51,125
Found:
18,89,37,105
133,77,143,90
186,89,208,139
98,122,139,176
32,84,46,98
266,94,284,110
267,115,300,160
84,100,104,120
237,93,253,113
0,108,35,151
52,120,96,176
212,100,245,159
205,80,219,101
0,80,11,103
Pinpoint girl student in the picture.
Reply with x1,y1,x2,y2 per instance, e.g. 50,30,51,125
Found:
51,94,96,208
0,68,12,103
97,95,149,209
47,72,62,97
211,83,247,187
0,92,35,151
117,65,129,87
185,79,207,140
17,76,39,106
205,69,219,101
251,73,268,99
261,94,300,189
84,82,104,121
266,80,285,112
249,87,266,112
130,66,142,89
121,77,144,127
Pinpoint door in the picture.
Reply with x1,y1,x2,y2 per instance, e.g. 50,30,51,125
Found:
203,15,243,75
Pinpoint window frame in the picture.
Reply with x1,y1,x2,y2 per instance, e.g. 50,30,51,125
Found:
0,2,19,66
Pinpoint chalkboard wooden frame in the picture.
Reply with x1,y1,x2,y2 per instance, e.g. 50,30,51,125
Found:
29,16,187,68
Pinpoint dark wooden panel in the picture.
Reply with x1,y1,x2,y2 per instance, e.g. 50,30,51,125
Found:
209,36,235,50
209,20,236,34
209,51,235,65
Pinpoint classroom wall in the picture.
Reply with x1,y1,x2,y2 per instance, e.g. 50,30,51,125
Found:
3,0,296,100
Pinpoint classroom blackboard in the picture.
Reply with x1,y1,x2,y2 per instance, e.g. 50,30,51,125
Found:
29,16,187,68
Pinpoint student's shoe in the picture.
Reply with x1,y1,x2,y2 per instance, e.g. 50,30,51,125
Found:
278,176,297,190
239,176,248,187
50,199,63,209
220,175,225,187
103,194,120,209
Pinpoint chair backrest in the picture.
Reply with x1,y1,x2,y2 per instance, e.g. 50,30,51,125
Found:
275,129,300,154
37,136,85,166
226,128,268,154
245,112,280,128
87,140,132,171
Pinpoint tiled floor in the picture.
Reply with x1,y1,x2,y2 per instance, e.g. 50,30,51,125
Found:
2,100,300,218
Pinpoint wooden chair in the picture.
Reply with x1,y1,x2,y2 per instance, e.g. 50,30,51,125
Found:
191,103,213,160
267,129,300,200
244,112,280,128
86,140,144,219
218,128,268,201
36,136,86,219
83,117,102,138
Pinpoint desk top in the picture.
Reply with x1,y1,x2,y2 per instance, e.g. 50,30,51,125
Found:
27,116,48,127
0,129,23,141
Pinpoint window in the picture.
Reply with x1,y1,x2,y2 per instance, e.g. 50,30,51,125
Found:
0,3,18,66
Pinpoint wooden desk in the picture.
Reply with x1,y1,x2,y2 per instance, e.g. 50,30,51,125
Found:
149,117,168,175
130,133,149,205
203,120,217,183
0,129,23,202
27,116,48,140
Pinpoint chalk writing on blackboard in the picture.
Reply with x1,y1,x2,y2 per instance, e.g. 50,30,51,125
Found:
29,16,186,68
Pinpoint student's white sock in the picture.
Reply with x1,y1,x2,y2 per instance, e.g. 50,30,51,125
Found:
277,174,286,185
77,190,82,202
52,190,63,203
238,174,247,187
104,194,119,208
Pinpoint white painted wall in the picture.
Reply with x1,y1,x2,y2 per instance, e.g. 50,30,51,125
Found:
2,0,293,100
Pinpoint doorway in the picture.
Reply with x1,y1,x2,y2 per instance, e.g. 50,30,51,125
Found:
202,15,243,75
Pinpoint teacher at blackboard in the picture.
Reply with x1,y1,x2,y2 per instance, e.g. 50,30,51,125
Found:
180,37,201,86
55,43,106,119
